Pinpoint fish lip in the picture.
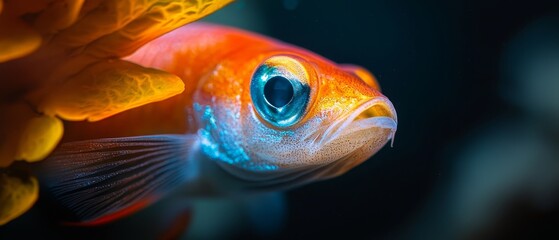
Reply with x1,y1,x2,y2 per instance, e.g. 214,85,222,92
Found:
318,97,398,146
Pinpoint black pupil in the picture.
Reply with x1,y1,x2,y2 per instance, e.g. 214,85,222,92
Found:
263,76,294,108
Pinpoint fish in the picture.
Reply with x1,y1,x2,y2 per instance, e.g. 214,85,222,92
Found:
38,23,398,224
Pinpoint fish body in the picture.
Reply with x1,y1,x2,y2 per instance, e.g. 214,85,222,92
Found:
41,23,397,223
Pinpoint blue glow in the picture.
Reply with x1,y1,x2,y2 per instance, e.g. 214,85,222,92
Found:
194,102,259,169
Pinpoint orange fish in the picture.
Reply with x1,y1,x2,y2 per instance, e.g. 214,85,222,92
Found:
40,23,398,224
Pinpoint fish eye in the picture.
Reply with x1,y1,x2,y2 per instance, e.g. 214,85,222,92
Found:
250,55,314,128
263,76,294,108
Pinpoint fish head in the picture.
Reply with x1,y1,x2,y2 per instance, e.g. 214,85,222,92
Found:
193,50,397,181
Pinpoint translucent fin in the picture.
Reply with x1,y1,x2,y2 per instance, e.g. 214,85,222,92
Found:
40,134,198,223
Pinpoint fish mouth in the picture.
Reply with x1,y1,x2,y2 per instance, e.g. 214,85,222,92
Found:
318,97,398,146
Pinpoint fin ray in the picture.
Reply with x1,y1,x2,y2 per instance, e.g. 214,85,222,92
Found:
41,134,198,223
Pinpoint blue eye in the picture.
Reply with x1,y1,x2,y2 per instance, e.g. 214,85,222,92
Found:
250,56,312,128
263,76,294,108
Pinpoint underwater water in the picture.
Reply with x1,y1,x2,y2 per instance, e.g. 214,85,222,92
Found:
2,0,559,239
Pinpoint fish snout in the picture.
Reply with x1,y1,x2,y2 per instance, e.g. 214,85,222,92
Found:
319,97,397,146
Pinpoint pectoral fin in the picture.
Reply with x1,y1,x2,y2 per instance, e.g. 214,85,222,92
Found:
40,134,199,224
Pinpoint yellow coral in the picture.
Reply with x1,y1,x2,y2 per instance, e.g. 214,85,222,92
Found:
0,102,64,166
40,60,185,121
0,170,39,225
0,0,233,165
16,115,63,162
0,14,42,63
